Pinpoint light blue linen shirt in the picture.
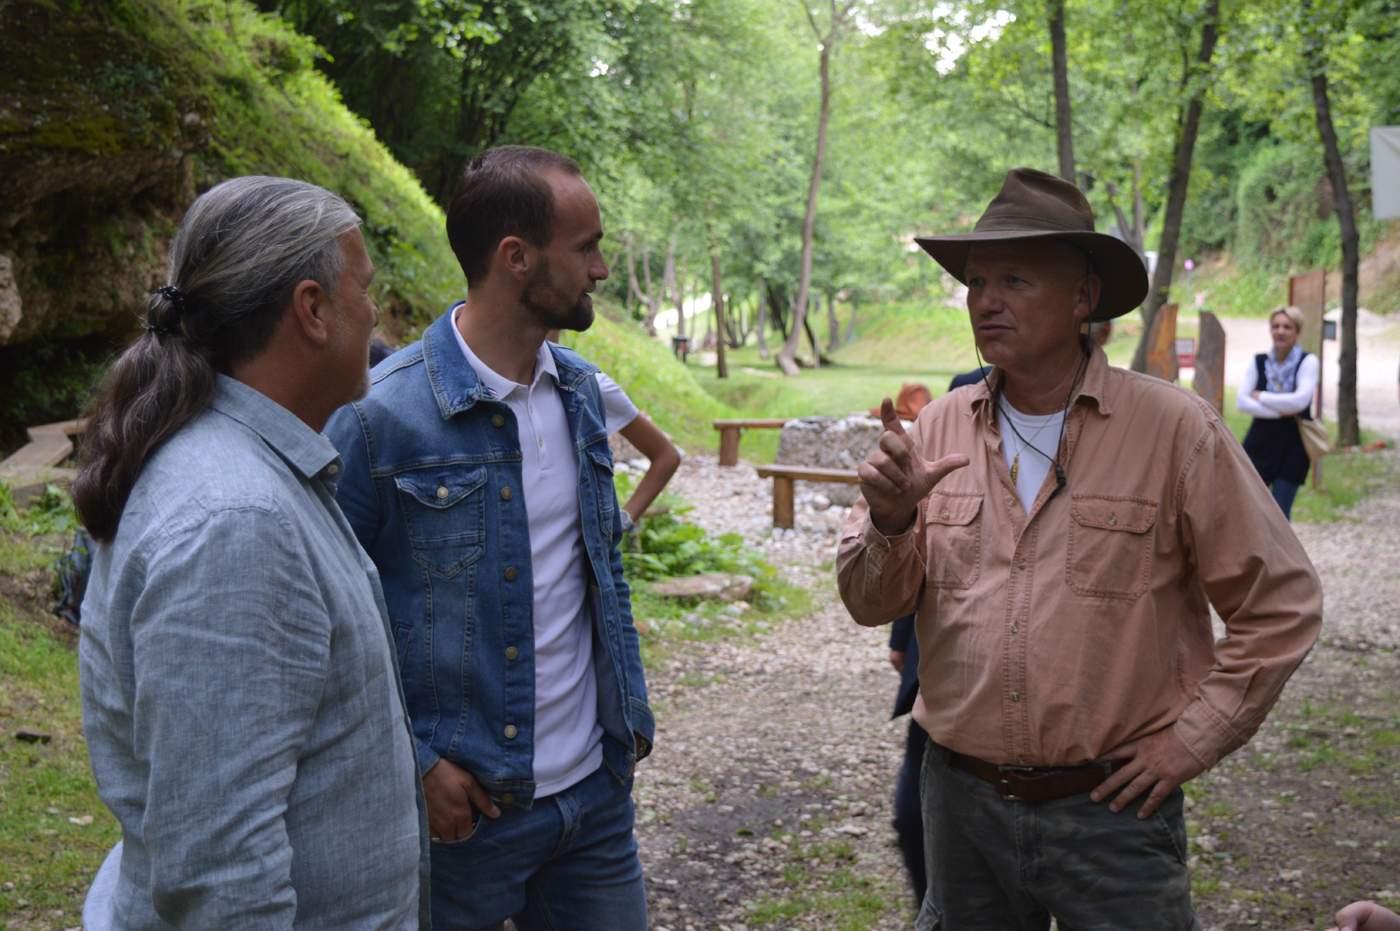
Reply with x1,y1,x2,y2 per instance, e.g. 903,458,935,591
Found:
79,376,429,929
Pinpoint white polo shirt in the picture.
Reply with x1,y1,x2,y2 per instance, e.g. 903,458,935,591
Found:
452,306,602,796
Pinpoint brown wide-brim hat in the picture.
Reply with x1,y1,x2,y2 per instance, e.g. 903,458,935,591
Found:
915,167,1149,322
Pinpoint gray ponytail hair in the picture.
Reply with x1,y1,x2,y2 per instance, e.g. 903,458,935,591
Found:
75,176,361,541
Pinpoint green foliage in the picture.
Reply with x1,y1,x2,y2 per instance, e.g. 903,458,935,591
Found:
0,484,77,538
623,510,770,584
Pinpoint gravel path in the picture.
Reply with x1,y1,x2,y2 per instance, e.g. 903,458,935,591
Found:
633,449,1400,930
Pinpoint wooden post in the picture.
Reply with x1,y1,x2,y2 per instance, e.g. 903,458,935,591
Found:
771,476,795,529
1192,311,1226,413
1144,303,1179,382
718,427,741,466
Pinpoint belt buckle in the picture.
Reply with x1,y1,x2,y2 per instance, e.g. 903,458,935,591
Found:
995,764,1039,801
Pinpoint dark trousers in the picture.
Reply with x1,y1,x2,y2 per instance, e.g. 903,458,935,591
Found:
916,741,1198,931
893,718,929,909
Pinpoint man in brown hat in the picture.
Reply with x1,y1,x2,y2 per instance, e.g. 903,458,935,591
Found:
838,168,1321,929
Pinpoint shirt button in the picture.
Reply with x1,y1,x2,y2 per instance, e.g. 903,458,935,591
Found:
505,645,519,661
504,724,518,739
1010,623,1019,636
941,509,950,519
326,463,340,476
1010,691,1022,703
436,485,450,500
492,414,506,428
1109,514,1118,526
504,566,518,581
500,486,513,501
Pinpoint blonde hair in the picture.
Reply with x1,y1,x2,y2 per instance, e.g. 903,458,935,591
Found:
1269,305,1305,332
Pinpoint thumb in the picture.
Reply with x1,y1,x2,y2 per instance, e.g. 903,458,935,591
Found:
917,452,970,493
880,398,908,438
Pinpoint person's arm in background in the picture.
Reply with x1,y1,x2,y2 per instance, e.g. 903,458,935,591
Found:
595,372,682,526
618,414,682,525
889,614,914,673
1257,354,1318,417
1236,357,1279,419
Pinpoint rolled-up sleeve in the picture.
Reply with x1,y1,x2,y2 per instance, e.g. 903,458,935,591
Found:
1175,419,1322,768
129,506,329,928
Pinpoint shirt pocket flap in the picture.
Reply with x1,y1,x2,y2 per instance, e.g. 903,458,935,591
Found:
926,492,983,527
1070,496,1157,534
394,467,488,510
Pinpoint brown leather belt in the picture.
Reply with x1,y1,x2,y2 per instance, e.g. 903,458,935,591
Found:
948,750,1123,803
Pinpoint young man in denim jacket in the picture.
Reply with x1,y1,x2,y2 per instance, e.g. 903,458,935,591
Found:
326,146,653,931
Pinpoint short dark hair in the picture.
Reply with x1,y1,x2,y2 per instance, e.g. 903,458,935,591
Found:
445,145,582,285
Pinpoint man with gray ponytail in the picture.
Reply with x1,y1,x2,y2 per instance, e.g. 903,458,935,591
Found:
75,176,429,929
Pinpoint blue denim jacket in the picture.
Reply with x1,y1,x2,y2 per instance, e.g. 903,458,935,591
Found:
325,309,653,807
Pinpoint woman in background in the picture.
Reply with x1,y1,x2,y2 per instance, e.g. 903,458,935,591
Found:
1237,305,1318,519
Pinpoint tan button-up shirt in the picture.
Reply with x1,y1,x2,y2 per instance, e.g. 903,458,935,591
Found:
837,347,1321,770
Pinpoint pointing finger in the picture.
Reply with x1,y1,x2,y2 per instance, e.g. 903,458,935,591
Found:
879,398,908,438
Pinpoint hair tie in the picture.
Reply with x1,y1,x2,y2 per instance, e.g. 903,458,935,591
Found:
146,285,186,338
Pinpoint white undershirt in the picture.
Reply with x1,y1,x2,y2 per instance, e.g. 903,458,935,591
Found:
997,400,1067,513
451,306,602,797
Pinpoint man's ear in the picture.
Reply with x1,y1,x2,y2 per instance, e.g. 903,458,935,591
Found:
497,236,532,281
288,277,332,347
1074,273,1103,326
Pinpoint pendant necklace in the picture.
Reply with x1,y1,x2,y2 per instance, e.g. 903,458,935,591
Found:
1001,401,1057,484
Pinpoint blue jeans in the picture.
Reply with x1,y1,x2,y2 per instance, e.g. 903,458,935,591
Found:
429,763,646,931
1271,478,1301,519
917,742,1198,931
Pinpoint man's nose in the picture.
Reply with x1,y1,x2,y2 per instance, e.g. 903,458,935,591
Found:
593,258,610,281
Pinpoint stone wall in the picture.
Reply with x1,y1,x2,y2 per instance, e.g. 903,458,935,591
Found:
774,415,894,507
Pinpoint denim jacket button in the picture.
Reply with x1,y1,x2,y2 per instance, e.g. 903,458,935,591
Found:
503,724,518,739
491,414,506,428
500,486,513,501
500,793,514,805
435,485,449,500
504,566,518,581
504,645,519,661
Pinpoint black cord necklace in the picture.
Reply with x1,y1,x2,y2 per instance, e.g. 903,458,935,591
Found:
977,337,1091,495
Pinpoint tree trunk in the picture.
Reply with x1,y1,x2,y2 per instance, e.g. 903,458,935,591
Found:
1308,46,1360,445
1049,0,1075,182
674,268,687,340
662,235,678,338
825,289,841,351
844,300,859,344
710,248,728,378
624,238,637,320
777,32,835,376
1131,0,1219,373
756,280,770,359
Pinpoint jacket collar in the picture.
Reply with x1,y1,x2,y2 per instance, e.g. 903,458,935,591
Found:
209,375,340,480
966,342,1114,424
422,303,597,420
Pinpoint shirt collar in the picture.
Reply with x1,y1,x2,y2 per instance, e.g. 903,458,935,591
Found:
450,302,559,399
209,375,340,480
967,342,1114,423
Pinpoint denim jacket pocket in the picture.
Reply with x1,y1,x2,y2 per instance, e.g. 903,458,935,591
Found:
1067,495,1157,601
394,467,487,575
924,492,983,590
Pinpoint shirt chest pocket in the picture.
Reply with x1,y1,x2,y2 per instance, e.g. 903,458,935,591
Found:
394,467,487,575
1067,495,1157,601
924,492,983,590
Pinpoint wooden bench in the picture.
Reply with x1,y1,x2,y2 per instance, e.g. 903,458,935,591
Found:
713,418,788,466
754,464,861,529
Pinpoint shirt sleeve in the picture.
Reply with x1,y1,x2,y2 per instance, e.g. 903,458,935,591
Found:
1173,418,1323,769
1257,354,1318,416
1235,358,1279,419
595,372,640,434
129,506,330,927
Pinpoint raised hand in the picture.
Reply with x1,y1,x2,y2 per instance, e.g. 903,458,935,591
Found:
858,398,969,537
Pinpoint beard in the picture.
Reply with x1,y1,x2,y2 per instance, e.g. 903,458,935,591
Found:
522,260,595,333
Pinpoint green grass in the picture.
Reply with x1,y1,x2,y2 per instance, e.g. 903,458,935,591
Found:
0,600,120,927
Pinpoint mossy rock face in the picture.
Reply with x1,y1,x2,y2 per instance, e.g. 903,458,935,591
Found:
0,0,461,447
0,1,210,347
